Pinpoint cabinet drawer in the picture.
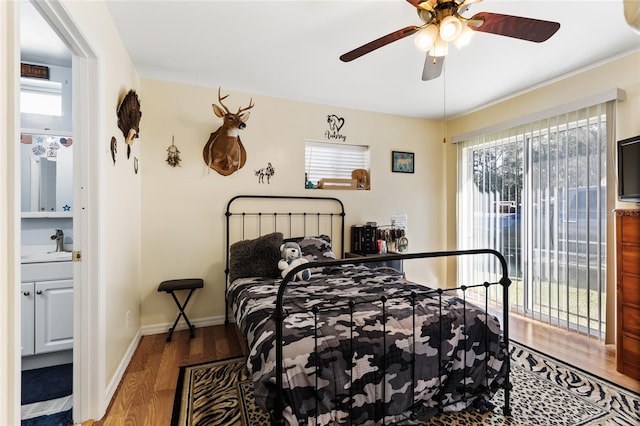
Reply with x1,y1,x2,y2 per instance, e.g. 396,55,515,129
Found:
621,246,640,275
616,210,640,379
620,273,640,307
22,262,73,282
621,305,640,337
621,334,640,368
621,215,640,244
620,362,640,379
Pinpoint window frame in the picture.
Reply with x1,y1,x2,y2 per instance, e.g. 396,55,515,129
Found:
304,140,370,190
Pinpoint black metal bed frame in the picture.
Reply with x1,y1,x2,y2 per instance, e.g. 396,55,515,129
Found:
224,195,511,426
224,194,346,324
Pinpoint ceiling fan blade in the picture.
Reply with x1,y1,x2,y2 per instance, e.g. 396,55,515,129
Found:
469,12,560,42
422,54,444,81
340,26,419,62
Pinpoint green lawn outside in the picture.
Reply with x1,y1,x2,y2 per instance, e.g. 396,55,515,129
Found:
466,266,606,336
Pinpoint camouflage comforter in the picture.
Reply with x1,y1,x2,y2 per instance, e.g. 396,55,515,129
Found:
227,264,508,425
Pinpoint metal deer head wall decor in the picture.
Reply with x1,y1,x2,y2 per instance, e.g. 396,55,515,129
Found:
203,88,255,176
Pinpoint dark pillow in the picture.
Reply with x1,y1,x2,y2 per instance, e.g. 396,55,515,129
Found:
229,232,283,282
284,235,336,262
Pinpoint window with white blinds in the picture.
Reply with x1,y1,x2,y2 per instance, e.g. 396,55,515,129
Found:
305,140,370,186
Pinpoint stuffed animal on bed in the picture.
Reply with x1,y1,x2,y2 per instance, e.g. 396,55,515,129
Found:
278,241,311,281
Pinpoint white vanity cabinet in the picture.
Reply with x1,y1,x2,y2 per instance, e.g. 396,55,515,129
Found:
21,261,73,357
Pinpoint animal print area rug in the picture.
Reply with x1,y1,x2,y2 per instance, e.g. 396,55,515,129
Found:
171,342,639,426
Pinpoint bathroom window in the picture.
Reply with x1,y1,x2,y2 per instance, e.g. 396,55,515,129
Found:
20,78,62,116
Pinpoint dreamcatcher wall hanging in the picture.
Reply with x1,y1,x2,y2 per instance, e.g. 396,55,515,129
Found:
166,135,182,167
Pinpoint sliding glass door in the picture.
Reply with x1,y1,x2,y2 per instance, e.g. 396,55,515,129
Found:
458,103,608,339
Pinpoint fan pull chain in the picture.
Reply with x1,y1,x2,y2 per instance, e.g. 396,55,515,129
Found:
442,61,447,144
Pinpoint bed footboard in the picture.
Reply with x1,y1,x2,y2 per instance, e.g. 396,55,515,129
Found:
271,249,511,425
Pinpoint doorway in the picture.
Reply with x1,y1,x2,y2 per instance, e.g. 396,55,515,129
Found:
19,1,74,423
16,0,102,424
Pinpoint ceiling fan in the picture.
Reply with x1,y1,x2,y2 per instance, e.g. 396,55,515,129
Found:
340,0,561,81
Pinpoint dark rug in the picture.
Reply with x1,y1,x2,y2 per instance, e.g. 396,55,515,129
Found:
21,411,72,426
21,364,73,426
22,364,73,405
172,342,640,425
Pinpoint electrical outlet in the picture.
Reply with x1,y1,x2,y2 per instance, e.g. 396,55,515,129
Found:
126,310,131,329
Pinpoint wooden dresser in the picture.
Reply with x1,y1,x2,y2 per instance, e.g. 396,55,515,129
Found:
615,209,640,378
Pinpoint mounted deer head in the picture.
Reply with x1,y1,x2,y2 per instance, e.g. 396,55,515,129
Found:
203,88,255,175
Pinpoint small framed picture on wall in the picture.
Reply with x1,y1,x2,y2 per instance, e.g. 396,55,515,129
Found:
392,151,414,173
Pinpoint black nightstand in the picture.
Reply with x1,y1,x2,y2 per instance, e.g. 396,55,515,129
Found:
344,252,403,274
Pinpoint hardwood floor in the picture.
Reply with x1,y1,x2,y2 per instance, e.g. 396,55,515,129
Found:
93,317,639,425
508,313,639,393
93,324,243,426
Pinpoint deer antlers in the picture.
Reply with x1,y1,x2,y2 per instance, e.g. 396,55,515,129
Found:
216,87,254,115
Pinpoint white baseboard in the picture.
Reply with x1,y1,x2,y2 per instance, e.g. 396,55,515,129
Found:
140,315,228,336
104,329,141,408
102,314,229,411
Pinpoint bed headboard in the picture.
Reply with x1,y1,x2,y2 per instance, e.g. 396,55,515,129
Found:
224,195,345,320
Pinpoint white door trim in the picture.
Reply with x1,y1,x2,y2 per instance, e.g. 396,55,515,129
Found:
1,1,22,425
24,0,105,422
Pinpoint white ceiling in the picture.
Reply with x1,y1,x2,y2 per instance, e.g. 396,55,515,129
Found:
21,1,640,119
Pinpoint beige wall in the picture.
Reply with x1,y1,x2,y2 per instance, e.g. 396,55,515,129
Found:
39,0,142,410
139,78,447,326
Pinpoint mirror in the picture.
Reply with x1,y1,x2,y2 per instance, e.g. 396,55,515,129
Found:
20,133,73,213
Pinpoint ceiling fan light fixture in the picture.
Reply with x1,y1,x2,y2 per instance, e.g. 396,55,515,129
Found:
453,23,474,49
414,25,439,52
340,0,561,80
439,15,462,42
429,36,449,57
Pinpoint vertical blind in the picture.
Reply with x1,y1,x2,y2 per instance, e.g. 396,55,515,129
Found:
457,102,611,340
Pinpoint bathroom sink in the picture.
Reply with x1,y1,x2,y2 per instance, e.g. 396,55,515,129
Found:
21,251,73,263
